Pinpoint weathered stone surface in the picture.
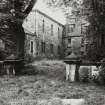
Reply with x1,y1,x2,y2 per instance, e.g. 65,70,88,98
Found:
7,98,84,105
62,99,85,105
8,98,37,105
36,98,85,105
48,98,63,105
66,64,76,82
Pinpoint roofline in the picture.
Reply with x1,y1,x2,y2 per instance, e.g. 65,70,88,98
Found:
32,9,64,27
24,28,35,35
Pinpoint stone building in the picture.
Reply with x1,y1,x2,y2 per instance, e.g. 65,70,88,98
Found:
23,9,64,60
64,14,89,57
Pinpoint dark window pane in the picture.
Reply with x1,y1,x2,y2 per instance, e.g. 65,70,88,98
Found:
58,46,60,55
41,41,45,53
31,41,33,54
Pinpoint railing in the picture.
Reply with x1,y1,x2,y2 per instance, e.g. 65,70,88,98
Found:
0,59,24,75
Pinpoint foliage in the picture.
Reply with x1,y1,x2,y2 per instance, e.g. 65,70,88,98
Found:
44,0,82,16
0,0,37,59
79,67,90,82
96,65,105,85
24,54,36,63
0,0,37,19
90,63,105,85
83,0,105,61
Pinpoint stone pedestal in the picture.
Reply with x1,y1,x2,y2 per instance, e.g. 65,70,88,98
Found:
64,52,81,82
66,64,76,82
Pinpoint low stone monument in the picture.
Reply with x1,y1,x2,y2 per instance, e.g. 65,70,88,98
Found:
64,52,81,82
37,98,85,105
62,98,85,105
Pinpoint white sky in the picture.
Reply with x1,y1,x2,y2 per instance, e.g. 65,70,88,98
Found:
33,0,66,25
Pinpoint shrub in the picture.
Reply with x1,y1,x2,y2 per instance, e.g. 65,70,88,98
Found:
21,65,37,75
79,67,90,82
96,66,105,85
91,66,105,85
24,54,35,63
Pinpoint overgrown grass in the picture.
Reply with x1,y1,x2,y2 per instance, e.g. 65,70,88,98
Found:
0,60,105,105
23,60,66,80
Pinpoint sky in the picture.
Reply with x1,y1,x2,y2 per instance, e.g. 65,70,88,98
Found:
33,0,66,25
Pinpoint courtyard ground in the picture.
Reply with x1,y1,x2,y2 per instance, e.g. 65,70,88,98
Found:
0,60,105,105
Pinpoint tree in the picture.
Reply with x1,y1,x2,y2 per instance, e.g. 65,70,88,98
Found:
0,0,37,59
83,0,105,61
43,0,82,16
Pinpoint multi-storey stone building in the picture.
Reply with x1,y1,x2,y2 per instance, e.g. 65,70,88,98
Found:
64,14,89,57
23,9,64,60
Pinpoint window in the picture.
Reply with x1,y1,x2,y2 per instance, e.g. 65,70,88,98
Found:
68,38,71,43
42,19,45,32
58,27,60,39
68,24,75,33
85,44,88,52
30,41,33,54
41,41,45,53
50,44,53,53
58,46,60,55
51,24,53,35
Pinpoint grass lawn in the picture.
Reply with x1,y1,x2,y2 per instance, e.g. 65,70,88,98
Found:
0,60,105,105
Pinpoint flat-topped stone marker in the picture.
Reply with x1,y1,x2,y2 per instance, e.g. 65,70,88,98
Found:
37,98,85,105
62,99,85,105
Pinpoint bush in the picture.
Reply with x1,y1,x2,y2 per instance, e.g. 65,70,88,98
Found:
79,67,90,82
91,66,105,85
21,65,37,75
96,66,105,85
24,54,35,63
